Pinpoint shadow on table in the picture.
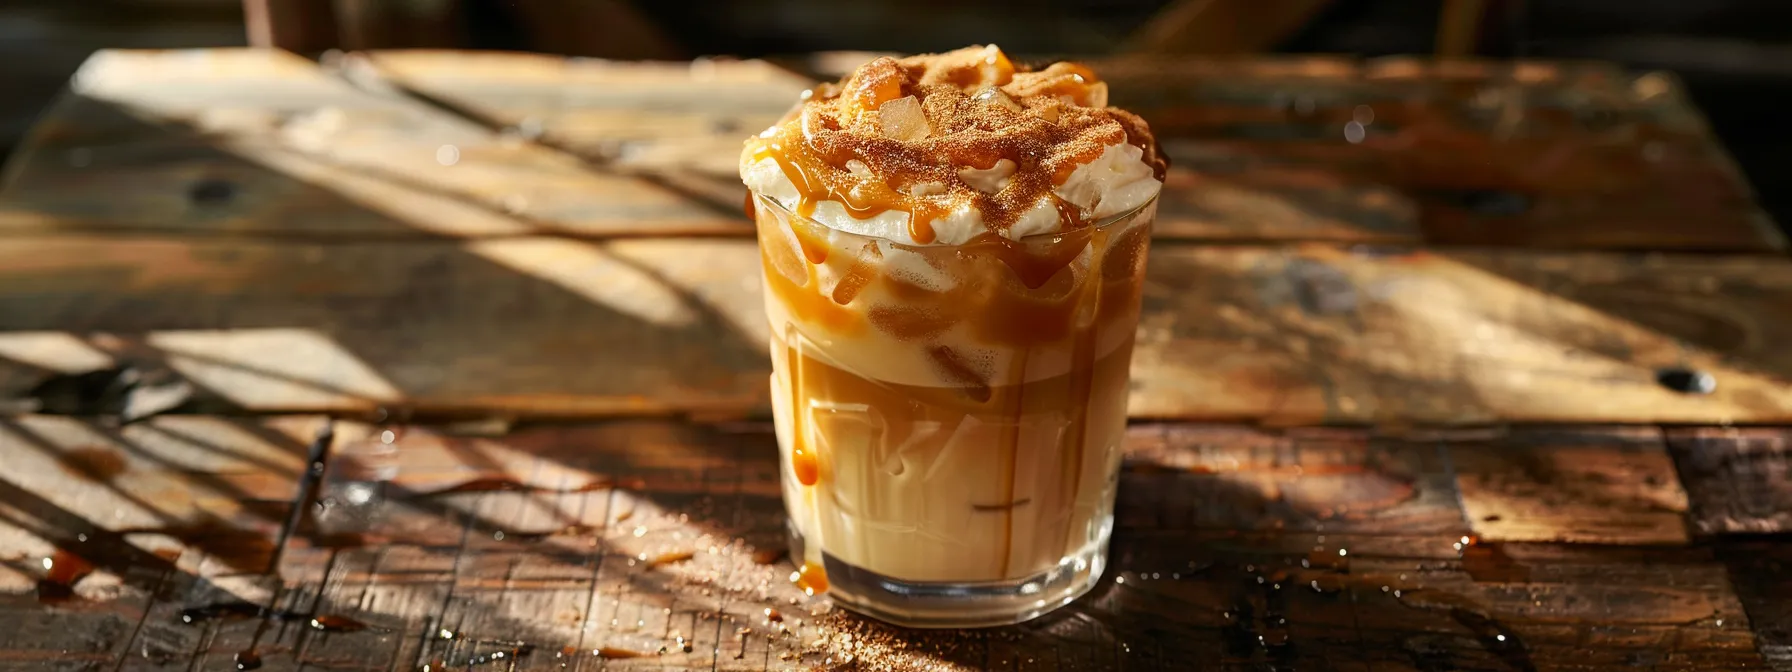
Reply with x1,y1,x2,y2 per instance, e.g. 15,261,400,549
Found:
0,85,1780,670
0,94,774,666
0,92,770,422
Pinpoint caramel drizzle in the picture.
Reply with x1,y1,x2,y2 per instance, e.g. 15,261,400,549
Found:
742,46,1163,244
748,138,952,244
748,131,1144,246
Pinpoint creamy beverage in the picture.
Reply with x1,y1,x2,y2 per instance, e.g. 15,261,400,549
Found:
740,45,1165,627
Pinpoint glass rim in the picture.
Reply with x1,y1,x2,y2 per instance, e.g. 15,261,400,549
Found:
749,190,1158,246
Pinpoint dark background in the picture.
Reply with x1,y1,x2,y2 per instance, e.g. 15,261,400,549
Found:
3,0,1787,230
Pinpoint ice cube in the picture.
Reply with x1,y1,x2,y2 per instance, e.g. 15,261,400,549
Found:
975,45,1016,87
762,213,811,286
972,87,1022,114
829,243,882,306
1083,82,1109,108
928,346,993,403
878,96,931,141
880,243,957,292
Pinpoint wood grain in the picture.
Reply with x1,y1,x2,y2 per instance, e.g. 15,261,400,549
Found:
1120,425,1467,535
0,418,1774,670
0,49,769,239
3,238,1789,423
367,50,1780,251
1667,428,1792,536
1450,427,1691,544
0,50,1772,249
1720,542,1792,672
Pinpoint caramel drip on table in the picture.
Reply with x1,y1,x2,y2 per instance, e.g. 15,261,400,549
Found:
795,562,829,595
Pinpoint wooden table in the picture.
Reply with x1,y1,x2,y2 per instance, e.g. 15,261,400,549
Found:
0,49,1788,671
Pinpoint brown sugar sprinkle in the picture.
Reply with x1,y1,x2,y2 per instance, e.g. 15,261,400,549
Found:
808,612,986,671
743,45,1166,244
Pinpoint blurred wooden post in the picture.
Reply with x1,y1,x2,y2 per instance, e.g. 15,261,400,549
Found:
242,0,340,52
505,0,683,59
335,0,466,50
1122,0,1333,55
1436,0,1488,57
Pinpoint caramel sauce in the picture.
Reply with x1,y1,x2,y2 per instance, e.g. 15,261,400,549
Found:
749,140,914,241
790,218,831,264
36,549,95,604
774,334,1142,580
785,339,821,487
645,550,697,568
795,562,829,595
927,346,994,403
790,441,821,486
758,204,1134,350
866,305,955,341
741,45,1162,244
829,245,881,305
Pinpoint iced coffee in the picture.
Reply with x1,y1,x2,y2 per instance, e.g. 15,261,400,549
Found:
740,45,1165,627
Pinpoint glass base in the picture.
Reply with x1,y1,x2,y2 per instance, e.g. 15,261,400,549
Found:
789,520,1110,629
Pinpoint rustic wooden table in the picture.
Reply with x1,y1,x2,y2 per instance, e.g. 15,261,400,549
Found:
0,48,1788,671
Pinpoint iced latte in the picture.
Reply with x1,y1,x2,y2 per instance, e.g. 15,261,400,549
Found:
741,46,1165,627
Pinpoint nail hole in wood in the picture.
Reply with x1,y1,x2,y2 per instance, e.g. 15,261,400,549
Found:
188,179,237,205
1655,367,1716,395
1452,190,1531,216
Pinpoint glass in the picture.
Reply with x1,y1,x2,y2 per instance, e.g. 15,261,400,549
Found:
752,192,1155,628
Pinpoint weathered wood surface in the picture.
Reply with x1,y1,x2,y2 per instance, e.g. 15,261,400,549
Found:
1667,428,1792,536
369,50,1780,250
0,417,1781,671
0,49,780,239
0,47,1789,672
3,239,1790,423
1450,426,1690,545
0,49,1776,251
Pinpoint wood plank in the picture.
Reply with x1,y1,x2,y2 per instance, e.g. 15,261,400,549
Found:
1099,59,1780,252
1720,542,1792,671
1667,428,1792,536
1,50,1772,250
1450,427,1691,545
365,50,1779,251
3,238,1791,424
362,50,1420,246
1121,426,1466,535
0,48,772,239
0,418,1774,670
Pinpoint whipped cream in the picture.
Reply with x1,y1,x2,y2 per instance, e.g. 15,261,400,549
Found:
741,141,1161,245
